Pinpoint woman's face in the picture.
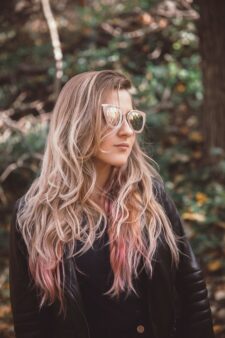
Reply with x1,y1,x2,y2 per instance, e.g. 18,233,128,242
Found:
94,89,136,169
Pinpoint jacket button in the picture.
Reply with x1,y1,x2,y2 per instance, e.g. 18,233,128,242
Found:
137,325,145,334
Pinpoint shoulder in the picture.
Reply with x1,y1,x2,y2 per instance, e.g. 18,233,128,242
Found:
151,176,171,210
10,195,27,257
11,195,26,233
152,176,185,237
13,195,26,213
152,176,165,202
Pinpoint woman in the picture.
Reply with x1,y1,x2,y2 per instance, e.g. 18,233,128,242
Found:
9,70,215,338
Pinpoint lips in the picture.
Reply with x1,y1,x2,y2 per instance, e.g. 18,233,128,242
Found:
114,143,129,147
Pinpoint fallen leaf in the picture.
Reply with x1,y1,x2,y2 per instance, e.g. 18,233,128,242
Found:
0,304,11,318
189,131,203,142
195,192,208,205
213,324,224,334
182,212,206,222
207,260,222,272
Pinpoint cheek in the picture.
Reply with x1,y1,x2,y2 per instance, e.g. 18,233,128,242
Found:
96,129,136,159
94,134,114,159
131,135,136,145
100,129,116,148
98,139,114,155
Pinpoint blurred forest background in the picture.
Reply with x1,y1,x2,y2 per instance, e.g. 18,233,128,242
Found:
0,0,225,337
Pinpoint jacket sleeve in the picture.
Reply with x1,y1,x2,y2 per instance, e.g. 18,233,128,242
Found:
160,183,215,338
9,199,45,338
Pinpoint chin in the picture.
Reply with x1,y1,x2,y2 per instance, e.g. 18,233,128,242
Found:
107,154,130,167
109,160,128,167
111,164,125,168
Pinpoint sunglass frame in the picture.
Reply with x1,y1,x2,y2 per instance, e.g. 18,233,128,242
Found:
101,104,146,133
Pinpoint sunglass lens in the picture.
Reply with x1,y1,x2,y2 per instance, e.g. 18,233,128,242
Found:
104,106,121,127
128,111,144,132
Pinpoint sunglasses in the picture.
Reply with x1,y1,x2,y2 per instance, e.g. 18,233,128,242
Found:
101,104,146,133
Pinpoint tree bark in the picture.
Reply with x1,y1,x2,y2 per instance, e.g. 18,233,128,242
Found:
195,0,225,155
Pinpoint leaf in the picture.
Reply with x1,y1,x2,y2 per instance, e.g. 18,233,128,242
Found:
0,304,11,318
207,260,222,272
189,131,203,143
182,212,206,222
213,324,224,334
195,192,208,205
139,13,153,25
175,82,186,93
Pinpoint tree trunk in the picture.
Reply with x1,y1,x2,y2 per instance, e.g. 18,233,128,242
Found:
195,0,225,156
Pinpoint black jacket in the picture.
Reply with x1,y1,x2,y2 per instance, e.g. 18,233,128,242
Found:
9,180,215,338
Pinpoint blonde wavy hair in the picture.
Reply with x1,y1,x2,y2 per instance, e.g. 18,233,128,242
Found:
17,70,180,316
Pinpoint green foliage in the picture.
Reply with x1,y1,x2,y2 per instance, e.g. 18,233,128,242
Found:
0,122,48,174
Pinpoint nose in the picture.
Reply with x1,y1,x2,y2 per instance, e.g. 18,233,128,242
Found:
117,115,134,136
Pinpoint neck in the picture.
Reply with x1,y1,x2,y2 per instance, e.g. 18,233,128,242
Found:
92,160,114,209
94,161,113,191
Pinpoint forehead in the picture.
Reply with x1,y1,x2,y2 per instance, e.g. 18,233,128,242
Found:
102,89,133,111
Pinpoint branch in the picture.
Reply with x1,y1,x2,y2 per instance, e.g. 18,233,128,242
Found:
101,21,161,39
0,111,23,133
41,0,63,99
1,153,43,182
